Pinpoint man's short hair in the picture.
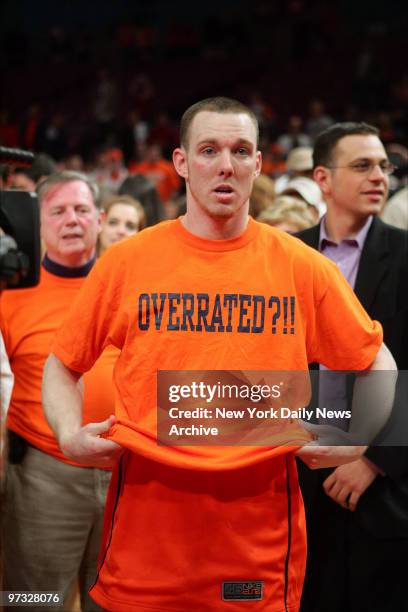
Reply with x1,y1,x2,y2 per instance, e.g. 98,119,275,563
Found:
313,122,380,168
36,171,101,209
180,97,259,150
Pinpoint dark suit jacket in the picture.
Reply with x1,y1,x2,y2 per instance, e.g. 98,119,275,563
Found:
297,216,408,537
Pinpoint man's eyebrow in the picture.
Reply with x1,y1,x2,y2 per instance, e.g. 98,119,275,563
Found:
234,138,254,148
350,156,388,162
196,138,254,148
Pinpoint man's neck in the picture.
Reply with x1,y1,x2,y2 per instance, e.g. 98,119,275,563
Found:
324,207,369,243
182,205,250,241
182,213,249,240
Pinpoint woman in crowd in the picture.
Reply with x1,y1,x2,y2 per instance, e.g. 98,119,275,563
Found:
99,194,146,254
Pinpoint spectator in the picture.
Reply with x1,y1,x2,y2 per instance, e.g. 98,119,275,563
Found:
257,195,316,233
281,176,326,221
20,104,42,151
381,186,408,230
128,73,155,117
149,112,178,158
275,146,314,192
260,142,287,178
119,174,164,226
36,112,68,161
128,143,181,204
277,115,312,155
10,153,57,191
99,194,146,254
305,99,334,141
120,110,149,165
90,148,128,193
93,70,118,147
62,154,85,173
249,92,276,136
249,173,275,217
1,171,117,611
297,122,408,612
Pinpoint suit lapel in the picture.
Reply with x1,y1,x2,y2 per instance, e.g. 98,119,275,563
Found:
295,224,320,250
354,217,390,311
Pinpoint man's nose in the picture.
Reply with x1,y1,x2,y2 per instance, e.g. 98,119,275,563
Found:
368,164,387,181
64,208,79,223
218,150,234,176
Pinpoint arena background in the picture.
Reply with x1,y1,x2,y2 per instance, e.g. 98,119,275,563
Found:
1,0,407,170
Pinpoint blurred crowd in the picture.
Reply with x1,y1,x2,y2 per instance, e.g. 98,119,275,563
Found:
1,0,407,231
2,94,407,235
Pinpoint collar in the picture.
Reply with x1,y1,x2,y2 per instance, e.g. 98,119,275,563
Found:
42,253,96,278
319,215,373,251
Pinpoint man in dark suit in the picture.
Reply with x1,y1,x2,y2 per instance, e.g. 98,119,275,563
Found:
297,122,408,612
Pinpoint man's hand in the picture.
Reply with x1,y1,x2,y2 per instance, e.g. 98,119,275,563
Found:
322,458,378,511
295,444,367,469
59,415,123,468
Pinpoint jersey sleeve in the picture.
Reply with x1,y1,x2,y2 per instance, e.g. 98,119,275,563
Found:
306,255,383,370
52,253,125,373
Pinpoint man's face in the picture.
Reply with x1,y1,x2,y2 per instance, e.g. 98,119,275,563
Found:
40,180,102,267
316,135,389,218
173,111,261,223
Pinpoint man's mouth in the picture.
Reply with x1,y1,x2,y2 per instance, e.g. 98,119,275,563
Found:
214,185,235,199
214,184,234,193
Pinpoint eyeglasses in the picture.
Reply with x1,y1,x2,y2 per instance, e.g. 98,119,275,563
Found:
327,160,397,175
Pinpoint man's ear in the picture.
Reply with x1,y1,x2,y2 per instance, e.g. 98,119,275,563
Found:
313,166,332,197
254,151,262,177
173,147,188,179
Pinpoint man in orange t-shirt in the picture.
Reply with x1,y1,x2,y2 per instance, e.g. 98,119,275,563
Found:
43,99,395,612
1,171,117,611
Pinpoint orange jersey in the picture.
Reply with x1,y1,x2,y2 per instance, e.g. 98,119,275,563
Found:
1,267,118,467
52,218,382,610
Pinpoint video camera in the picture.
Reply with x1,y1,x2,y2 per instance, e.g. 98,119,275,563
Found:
0,147,41,289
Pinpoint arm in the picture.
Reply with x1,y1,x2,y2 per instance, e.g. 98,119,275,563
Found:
348,342,397,442
42,353,122,467
296,342,397,469
323,345,405,510
0,331,14,477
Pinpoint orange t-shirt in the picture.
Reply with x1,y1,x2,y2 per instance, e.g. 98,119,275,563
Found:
1,267,118,467
52,218,382,611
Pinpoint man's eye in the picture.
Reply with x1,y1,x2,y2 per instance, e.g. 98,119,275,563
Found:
352,162,370,172
236,148,249,156
202,147,215,155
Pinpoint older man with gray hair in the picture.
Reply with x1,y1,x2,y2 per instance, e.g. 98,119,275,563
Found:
1,171,117,611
